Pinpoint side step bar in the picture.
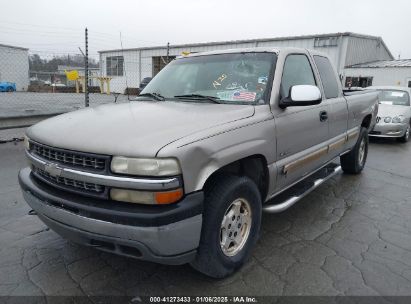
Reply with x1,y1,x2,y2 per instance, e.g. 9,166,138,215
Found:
263,163,342,213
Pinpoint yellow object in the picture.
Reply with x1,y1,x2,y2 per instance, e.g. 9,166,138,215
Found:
65,70,79,81
181,51,191,56
77,76,112,94
96,76,112,94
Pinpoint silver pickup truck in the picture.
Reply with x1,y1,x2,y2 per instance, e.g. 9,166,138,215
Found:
19,47,378,278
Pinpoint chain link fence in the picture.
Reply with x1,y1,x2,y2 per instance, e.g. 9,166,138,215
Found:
0,29,171,129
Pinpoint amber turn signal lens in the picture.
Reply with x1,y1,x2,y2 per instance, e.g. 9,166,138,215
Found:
155,188,183,204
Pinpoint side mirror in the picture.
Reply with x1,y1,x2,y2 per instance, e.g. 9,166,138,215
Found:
279,85,322,109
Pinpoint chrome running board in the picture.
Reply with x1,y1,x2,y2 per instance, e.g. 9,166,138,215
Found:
263,163,342,213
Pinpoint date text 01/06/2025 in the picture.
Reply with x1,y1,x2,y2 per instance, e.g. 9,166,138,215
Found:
149,296,257,303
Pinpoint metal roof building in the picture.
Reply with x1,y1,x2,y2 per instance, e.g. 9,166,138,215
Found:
98,32,394,93
348,59,411,68
0,43,29,91
344,59,411,88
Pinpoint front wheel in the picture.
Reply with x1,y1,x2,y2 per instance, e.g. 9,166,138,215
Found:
397,124,410,143
190,175,262,278
340,127,369,174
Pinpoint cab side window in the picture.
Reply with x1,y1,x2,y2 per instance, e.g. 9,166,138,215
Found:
280,54,316,99
314,55,340,99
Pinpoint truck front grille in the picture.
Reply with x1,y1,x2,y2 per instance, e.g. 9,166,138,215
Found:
30,141,108,172
33,167,105,196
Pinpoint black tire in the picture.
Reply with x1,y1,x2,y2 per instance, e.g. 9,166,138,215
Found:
190,175,262,278
6,87,13,92
340,127,368,174
397,124,410,143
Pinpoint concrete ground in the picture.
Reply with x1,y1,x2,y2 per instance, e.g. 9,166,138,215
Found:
0,92,130,118
1,133,411,299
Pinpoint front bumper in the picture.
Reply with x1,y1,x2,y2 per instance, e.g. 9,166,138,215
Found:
369,123,407,138
19,167,203,265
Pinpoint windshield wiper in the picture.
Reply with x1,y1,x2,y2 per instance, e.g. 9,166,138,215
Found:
174,94,222,104
137,92,165,101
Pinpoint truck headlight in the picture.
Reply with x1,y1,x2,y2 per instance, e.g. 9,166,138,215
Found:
392,115,405,124
110,156,181,176
23,135,30,150
384,117,392,123
110,188,183,204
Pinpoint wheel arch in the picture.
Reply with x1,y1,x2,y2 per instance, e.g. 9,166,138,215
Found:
361,114,373,130
202,154,270,202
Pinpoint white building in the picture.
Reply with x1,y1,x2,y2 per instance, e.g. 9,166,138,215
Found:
0,43,29,91
344,60,411,88
98,32,394,93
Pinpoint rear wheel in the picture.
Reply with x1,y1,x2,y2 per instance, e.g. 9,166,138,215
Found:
397,124,410,143
340,127,368,174
191,175,261,278
6,87,13,92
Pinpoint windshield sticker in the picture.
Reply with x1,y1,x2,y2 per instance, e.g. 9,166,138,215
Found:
212,73,227,89
216,90,257,102
216,91,235,100
233,91,256,102
258,76,268,84
225,82,245,90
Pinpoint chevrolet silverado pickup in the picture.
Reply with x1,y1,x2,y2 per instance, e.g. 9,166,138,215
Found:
19,47,378,278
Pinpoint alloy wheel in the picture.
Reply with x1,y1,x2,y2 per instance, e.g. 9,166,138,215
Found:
358,137,366,165
220,198,252,257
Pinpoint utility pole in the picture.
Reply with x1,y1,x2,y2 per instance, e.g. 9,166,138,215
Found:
166,42,170,64
85,27,89,107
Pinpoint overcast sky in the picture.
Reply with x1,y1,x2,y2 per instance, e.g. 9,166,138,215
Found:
1,0,410,60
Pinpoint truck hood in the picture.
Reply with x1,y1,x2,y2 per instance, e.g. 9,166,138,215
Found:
378,103,411,117
27,101,255,157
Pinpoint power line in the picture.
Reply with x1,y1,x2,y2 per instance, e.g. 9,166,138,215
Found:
0,20,161,45
0,20,167,59
0,27,84,37
0,20,83,32
0,28,142,46
0,40,81,46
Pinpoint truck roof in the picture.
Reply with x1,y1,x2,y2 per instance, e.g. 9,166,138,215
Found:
178,47,328,58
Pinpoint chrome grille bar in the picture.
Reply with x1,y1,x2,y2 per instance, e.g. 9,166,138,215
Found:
34,167,105,194
30,142,106,171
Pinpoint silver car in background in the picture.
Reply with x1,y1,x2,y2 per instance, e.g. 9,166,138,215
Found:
368,86,411,142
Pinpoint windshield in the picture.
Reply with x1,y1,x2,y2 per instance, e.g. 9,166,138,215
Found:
378,90,410,106
139,52,277,104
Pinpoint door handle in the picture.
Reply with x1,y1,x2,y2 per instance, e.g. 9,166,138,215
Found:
319,111,328,122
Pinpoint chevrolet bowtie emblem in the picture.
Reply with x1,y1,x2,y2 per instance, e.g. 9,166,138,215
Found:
44,162,62,177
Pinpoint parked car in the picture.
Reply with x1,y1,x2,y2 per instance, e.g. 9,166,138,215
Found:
51,83,66,87
139,77,152,90
19,48,378,278
0,82,16,92
367,86,411,142
30,80,47,86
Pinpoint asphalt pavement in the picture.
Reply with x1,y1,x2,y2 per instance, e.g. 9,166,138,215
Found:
1,133,411,299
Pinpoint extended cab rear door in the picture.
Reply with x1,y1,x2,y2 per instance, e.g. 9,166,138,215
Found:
312,55,349,159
